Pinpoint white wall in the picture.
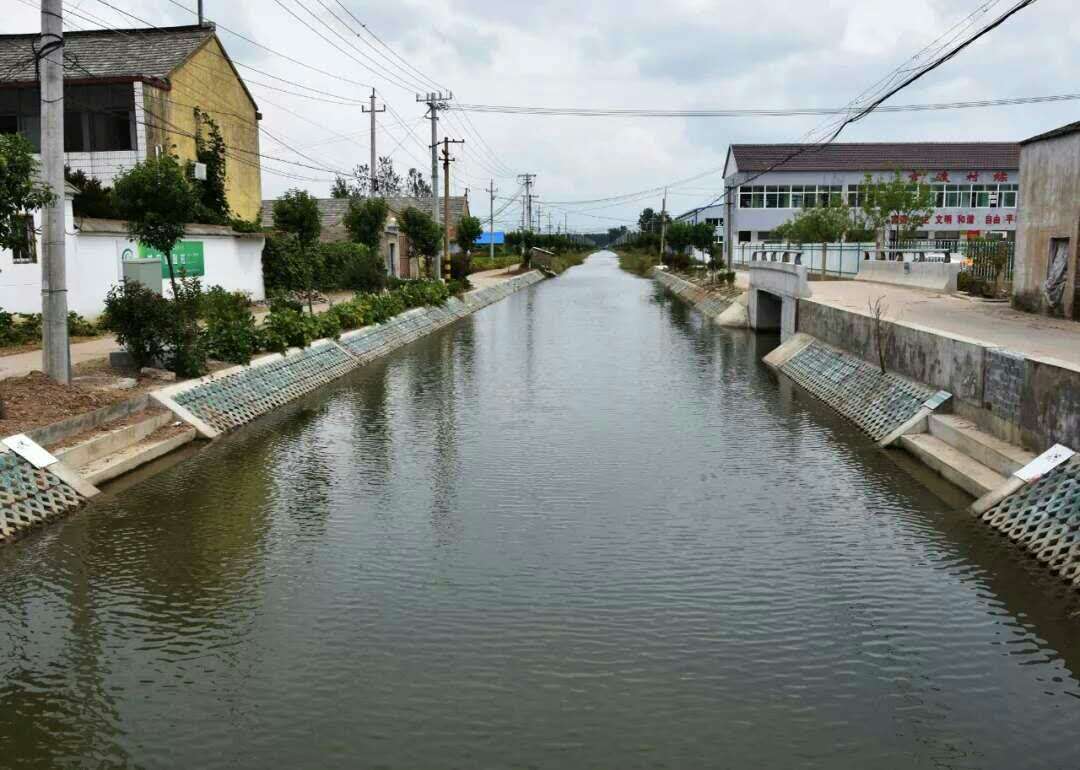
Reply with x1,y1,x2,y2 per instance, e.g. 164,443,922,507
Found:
0,213,265,318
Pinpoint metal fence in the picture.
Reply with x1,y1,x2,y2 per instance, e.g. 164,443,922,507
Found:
733,239,1015,282
732,242,869,277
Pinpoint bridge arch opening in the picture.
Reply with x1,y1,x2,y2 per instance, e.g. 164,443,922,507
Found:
754,289,783,332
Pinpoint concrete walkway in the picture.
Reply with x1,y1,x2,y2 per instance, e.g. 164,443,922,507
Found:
807,280,1080,368
469,265,521,290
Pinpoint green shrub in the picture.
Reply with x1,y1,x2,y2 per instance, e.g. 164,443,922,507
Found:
102,280,172,368
447,278,471,296
956,270,972,293
165,278,207,377
319,241,386,293
316,311,341,340
203,286,258,364
259,308,319,353
67,312,98,337
261,232,309,295
229,217,264,234
17,313,41,342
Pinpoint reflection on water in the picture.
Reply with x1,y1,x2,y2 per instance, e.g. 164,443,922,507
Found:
1,253,1079,769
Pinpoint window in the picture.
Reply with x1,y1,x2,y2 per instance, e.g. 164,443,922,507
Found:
12,215,36,264
737,184,843,209
705,217,721,226
0,114,17,135
1000,184,1018,208
738,230,752,243
63,84,135,152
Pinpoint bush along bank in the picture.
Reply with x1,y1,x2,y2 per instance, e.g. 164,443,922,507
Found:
155,271,547,438
102,277,459,376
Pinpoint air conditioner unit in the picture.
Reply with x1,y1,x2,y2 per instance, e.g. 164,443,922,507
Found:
192,162,208,181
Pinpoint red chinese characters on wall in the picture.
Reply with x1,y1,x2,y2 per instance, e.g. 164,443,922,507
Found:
993,171,1009,182
967,171,979,182
934,171,950,182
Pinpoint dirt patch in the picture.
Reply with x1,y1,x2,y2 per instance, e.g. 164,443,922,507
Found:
0,370,159,437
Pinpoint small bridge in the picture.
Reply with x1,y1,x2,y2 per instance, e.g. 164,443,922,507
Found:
747,258,809,340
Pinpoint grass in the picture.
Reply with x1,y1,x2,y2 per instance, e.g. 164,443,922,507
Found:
547,250,589,275
468,253,520,274
616,249,659,276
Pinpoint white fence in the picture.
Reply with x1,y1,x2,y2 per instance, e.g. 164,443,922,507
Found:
732,242,869,277
0,209,265,317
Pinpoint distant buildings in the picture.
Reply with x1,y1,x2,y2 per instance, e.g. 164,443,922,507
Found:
721,142,1021,260
0,23,263,220
1013,121,1080,319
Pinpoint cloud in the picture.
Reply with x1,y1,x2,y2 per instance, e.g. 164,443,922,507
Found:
7,0,1078,231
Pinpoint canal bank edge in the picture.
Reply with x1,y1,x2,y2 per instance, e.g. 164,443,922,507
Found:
654,268,1080,592
652,269,749,327
0,271,547,546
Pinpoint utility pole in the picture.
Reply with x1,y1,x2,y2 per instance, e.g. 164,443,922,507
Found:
362,89,385,194
417,92,452,223
486,179,497,261
441,137,465,281
40,0,70,384
659,188,668,266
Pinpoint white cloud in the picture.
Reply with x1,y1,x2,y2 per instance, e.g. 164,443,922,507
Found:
7,0,1078,230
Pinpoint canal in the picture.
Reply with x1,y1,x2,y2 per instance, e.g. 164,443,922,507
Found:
2,253,1079,768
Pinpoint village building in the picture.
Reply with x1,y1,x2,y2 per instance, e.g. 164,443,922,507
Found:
260,195,471,279
0,23,263,220
721,142,1021,262
1012,121,1080,320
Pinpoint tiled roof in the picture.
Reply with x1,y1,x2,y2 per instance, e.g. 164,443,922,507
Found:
0,25,215,84
260,196,471,243
1021,121,1080,145
729,142,1020,173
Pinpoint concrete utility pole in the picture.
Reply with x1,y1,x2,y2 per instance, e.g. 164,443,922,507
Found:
362,89,385,194
517,174,535,233
40,0,70,384
659,188,668,266
417,92,451,278
440,137,464,281
485,179,497,261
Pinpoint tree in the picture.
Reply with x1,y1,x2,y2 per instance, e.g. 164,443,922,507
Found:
858,171,935,254
406,167,432,198
0,133,55,252
272,189,323,312
455,215,483,254
65,168,117,219
344,196,390,253
452,215,484,279
331,175,352,199
774,201,856,277
638,207,657,233
689,221,715,254
112,152,197,296
189,107,230,223
272,189,322,246
374,156,402,196
399,206,442,278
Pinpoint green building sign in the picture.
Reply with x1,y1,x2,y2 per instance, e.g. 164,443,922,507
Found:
137,241,206,278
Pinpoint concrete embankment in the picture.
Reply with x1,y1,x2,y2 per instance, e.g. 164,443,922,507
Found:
652,269,748,327
0,272,546,545
657,264,1080,590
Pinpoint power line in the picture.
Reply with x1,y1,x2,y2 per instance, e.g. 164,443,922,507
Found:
331,0,449,93
447,92,1079,118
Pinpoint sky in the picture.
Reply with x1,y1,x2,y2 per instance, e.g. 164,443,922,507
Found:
8,0,1080,233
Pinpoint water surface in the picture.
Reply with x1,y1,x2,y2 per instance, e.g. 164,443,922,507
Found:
2,253,1079,768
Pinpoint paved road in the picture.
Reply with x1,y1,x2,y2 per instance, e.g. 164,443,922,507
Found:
808,280,1080,368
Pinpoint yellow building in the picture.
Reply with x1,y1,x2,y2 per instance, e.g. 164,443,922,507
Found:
0,23,263,220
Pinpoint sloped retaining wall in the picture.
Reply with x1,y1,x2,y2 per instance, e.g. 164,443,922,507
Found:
157,271,545,437
798,298,1080,453
653,270,733,317
981,455,1080,587
767,335,948,442
0,451,94,545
